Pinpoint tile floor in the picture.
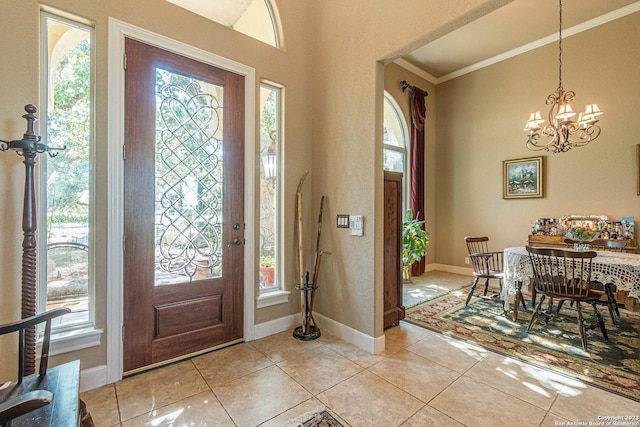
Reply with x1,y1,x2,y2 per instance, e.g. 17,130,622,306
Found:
81,322,640,426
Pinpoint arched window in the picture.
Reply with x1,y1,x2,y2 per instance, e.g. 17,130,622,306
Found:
383,92,409,206
167,0,281,48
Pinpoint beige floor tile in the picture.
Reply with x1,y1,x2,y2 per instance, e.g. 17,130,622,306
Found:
401,404,465,427
368,349,460,403
80,384,120,426
430,375,547,427
407,332,489,373
317,370,424,427
551,382,640,423
278,346,363,395
259,397,350,427
115,360,209,421
465,353,564,410
120,391,234,426
384,321,434,350
323,339,390,368
540,412,571,427
213,365,311,426
251,331,325,363
192,342,274,387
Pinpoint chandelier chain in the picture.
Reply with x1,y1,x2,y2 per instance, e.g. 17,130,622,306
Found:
558,0,562,90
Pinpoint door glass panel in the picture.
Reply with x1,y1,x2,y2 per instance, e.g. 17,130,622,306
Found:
154,68,224,286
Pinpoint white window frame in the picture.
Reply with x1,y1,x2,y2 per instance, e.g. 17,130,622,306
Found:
37,10,101,354
256,81,289,308
383,91,410,211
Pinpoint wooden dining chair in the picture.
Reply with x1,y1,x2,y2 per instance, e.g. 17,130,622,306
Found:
526,246,608,351
0,307,69,426
560,238,624,325
464,236,504,305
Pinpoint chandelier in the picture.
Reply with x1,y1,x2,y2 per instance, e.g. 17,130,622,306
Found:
523,0,603,153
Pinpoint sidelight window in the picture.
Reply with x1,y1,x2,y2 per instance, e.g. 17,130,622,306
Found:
39,12,94,331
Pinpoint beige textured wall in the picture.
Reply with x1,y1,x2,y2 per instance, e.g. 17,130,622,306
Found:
310,0,504,338
435,12,640,268
0,0,315,378
383,63,437,265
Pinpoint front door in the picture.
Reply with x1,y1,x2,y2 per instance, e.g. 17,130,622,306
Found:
123,38,245,373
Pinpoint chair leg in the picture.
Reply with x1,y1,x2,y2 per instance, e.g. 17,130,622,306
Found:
518,281,526,311
575,302,588,351
465,277,480,305
604,284,620,326
592,302,608,342
544,298,553,324
482,278,490,296
527,295,545,332
556,300,565,314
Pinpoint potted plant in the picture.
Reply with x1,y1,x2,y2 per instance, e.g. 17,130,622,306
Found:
259,255,276,287
402,209,430,282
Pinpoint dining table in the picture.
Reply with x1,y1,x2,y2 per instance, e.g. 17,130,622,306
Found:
502,246,640,320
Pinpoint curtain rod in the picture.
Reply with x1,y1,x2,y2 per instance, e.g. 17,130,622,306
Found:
400,80,428,96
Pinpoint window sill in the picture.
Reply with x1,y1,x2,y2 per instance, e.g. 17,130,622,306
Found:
36,327,103,357
256,290,290,308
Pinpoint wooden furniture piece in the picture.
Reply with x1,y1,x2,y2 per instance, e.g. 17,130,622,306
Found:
383,171,405,328
528,235,636,253
525,246,608,351
558,238,625,325
0,307,92,426
504,247,640,318
464,236,505,306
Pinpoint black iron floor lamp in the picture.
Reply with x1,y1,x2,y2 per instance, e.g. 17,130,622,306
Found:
1,104,65,375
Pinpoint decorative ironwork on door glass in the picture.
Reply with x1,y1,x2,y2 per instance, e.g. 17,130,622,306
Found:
154,68,224,285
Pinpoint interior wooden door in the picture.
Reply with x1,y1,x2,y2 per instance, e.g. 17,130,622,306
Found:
383,171,405,328
123,38,245,373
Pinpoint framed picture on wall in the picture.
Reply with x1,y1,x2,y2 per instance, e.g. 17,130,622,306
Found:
503,156,544,199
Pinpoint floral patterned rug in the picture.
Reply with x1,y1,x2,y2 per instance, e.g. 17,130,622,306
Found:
406,289,640,402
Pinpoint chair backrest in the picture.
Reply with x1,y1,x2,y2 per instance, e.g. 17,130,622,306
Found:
526,246,596,298
464,236,501,275
465,236,490,256
0,307,70,383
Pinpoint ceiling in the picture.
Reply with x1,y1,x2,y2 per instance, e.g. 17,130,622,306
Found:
400,0,640,83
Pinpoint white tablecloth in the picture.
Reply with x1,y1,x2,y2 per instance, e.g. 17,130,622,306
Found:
502,246,640,306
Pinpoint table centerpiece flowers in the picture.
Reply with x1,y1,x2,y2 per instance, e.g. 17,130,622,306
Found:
566,226,599,250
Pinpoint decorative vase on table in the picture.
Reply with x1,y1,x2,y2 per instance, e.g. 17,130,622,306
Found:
566,226,599,251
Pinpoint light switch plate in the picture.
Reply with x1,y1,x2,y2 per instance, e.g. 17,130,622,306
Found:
337,214,350,228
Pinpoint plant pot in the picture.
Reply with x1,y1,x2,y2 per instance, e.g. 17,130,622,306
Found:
259,266,275,287
402,265,412,283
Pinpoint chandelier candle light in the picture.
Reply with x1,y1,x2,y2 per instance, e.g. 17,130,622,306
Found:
523,0,603,153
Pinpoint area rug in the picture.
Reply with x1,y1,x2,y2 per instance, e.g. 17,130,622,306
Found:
301,411,343,427
403,270,473,308
406,289,640,402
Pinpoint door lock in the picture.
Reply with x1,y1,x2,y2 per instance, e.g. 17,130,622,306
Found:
228,237,242,247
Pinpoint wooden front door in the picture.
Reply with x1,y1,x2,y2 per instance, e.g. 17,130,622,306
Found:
123,38,245,373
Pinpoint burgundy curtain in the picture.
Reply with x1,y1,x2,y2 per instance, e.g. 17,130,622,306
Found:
410,90,426,276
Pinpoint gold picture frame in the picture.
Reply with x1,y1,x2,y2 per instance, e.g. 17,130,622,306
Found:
503,156,544,199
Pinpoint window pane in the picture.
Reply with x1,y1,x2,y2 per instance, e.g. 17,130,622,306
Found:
384,148,404,172
259,85,279,291
154,69,224,285
44,16,92,328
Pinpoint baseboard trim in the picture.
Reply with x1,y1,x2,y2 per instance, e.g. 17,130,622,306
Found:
426,263,473,276
253,314,299,340
313,312,384,354
80,365,107,392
